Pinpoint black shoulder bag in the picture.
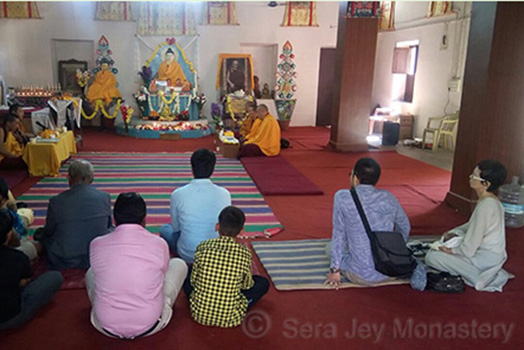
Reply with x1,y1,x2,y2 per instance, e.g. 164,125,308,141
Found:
350,188,417,277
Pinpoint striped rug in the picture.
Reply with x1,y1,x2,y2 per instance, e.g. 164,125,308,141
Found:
18,152,283,239
252,239,409,290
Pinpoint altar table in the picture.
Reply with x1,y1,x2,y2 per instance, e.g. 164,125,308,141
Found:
22,131,77,176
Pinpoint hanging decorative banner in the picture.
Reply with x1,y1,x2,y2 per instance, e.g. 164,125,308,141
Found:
346,2,381,18
137,2,196,36
426,1,454,18
282,2,318,27
275,41,297,100
203,2,238,25
95,1,133,21
379,1,395,30
0,2,40,19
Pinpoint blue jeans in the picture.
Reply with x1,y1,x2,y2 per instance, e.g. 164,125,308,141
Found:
160,224,180,254
0,271,63,330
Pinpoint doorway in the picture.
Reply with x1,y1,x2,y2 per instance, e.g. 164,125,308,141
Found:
315,47,336,126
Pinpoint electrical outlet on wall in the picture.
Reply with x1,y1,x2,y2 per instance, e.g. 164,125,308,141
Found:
448,78,461,92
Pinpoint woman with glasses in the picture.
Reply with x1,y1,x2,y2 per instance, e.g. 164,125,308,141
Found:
425,160,510,292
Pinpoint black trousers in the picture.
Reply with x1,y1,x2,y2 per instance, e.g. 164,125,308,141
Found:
183,266,269,309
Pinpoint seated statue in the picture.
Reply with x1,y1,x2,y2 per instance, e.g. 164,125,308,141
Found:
86,59,122,106
157,48,187,87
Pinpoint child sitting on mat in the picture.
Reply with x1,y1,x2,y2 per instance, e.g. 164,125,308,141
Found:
0,209,63,330
183,206,269,328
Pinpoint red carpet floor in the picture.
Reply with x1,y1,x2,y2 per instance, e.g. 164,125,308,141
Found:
3,127,523,349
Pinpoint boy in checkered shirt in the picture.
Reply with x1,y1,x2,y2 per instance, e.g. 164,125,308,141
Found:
183,206,269,327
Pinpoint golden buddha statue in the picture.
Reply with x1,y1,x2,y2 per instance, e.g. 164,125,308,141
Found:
86,60,122,105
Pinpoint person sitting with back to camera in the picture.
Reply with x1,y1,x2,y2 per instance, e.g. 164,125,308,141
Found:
324,158,413,288
87,192,187,339
184,206,270,328
34,159,112,269
160,148,231,263
425,160,511,292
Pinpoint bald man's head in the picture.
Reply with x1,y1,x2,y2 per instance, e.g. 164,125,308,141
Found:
256,104,269,119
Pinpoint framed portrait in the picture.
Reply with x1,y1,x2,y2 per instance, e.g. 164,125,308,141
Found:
217,54,253,96
58,59,88,94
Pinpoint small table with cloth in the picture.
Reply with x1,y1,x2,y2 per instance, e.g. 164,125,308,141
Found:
22,131,77,176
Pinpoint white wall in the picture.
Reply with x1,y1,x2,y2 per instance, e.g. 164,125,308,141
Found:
0,1,339,126
371,1,471,138
0,1,472,132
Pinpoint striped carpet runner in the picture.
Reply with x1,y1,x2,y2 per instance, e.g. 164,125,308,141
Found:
18,152,283,238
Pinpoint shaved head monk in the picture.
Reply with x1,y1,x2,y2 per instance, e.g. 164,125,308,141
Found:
238,104,281,158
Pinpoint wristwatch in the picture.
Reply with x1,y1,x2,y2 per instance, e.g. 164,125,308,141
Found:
330,267,340,274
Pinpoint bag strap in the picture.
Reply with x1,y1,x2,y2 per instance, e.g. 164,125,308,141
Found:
350,188,374,240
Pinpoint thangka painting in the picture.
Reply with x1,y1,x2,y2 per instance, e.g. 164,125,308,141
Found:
426,1,454,18
379,1,395,31
95,1,133,21
137,2,196,36
346,2,381,18
282,2,318,27
0,1,40,18
203,2,238,25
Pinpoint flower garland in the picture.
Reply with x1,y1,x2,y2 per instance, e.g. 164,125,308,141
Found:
226,94,253,124
81,99,122,120
119,104,134,124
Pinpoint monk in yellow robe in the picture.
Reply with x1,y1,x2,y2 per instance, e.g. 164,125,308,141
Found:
240,104,281,157
239,102,257,139
0,114,26,169
157,48,186,87
87,62,122,105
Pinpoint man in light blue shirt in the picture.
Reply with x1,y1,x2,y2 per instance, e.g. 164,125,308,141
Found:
160,149,231,263
324,158,411,287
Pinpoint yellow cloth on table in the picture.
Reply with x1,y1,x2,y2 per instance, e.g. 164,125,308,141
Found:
244,113,281,156
158,61,186,86
87,70,122,105
0,132,24,162
22,131,77,177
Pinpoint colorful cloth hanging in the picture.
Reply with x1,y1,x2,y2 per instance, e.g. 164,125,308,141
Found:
0,2,40,19
95,1,133,21
137,2,196,36
203,2,238,25
426,1,454,18
282,2,318,27
346,2,381,18
379,1,395,31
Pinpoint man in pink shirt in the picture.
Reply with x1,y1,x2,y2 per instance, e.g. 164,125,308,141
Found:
86,192,187,339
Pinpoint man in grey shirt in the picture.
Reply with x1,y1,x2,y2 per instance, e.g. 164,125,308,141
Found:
35,159,112,269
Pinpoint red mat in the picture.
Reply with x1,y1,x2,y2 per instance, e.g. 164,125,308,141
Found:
241,155,324,196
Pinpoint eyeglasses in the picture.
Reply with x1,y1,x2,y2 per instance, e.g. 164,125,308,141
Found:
469,174,485,182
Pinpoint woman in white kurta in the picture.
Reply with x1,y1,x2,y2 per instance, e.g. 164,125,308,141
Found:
426,160,510,292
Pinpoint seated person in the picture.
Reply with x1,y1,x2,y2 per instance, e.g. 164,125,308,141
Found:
426,160,510,292
34,160,112,269
324,158,410,288
157,48,187,87
0,178,40,261
0,209,63,330
86,59,122,106
9,104,33,142
239,104,280,158
184,206,269,327
239,101,257,140
0,114,26,170
160,149,231,263
87,193,187,339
